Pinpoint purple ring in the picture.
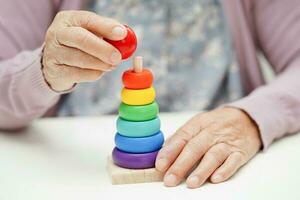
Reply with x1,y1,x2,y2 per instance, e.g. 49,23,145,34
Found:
112,147,158,169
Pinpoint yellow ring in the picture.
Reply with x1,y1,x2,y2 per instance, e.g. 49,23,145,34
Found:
121,87,156,105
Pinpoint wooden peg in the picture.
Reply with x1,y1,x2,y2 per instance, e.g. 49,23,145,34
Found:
133,56,143,73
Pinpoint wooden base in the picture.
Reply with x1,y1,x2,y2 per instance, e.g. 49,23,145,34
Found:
107,157,164,185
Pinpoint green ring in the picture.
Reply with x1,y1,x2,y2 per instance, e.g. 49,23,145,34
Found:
116,117,161,137
118,101,159,121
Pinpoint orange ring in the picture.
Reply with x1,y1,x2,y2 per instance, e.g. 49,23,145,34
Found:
122,69,153,89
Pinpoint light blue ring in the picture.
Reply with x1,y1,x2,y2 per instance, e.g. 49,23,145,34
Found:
114,131,164,153
116,117,160,137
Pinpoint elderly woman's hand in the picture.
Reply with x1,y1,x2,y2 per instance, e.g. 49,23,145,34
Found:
42,11,127,92
155,107,262,188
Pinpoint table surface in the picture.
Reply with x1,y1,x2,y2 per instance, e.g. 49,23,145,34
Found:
0,112,299,200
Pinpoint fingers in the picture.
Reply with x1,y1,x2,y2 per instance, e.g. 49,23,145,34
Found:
156,113,204,172
210,152,245,183
43,11,123,92
155,108,258,189
55,45,113,71
163,131,214,187
56,27,122,65
155,138,186,172
60,64,104,83
44,64,104,91
68,11,127,40
186,143,231,188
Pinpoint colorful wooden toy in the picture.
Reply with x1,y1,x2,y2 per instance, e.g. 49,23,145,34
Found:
116,117,160,137
104,25,137,59
108,55,164,184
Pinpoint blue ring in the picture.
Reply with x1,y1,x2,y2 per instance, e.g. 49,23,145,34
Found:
115,131,164,153
117,117,160,137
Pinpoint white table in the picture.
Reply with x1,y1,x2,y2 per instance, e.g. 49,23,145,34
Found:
0,112,299,200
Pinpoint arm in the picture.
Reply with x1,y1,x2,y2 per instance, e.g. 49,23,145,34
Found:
0,9,129,130
0,0,63,130
0,0,128,130
229,0,300,149
0,47,60,130
154,0,300,188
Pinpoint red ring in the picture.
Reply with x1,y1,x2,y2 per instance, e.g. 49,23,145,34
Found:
122,69,153,89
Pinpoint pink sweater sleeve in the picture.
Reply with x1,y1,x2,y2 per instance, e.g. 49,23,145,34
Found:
0,47,60,130
0,0,84,130
229,0,300,150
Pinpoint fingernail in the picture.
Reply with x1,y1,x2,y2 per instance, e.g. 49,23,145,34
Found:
112,25,127,37
156,158,168,171
186,176,199,188
211,174,223,183
110,51,121,64
164,173,178,187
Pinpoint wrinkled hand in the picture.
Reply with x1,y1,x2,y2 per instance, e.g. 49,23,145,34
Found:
43,11,127,91
155,107,262,188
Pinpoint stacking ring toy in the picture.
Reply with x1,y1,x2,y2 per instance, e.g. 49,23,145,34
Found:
121,87,155,105
122,69,153,89
117,117,160,137
119,102,159,121
112,147,158,169
115,131,164,153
